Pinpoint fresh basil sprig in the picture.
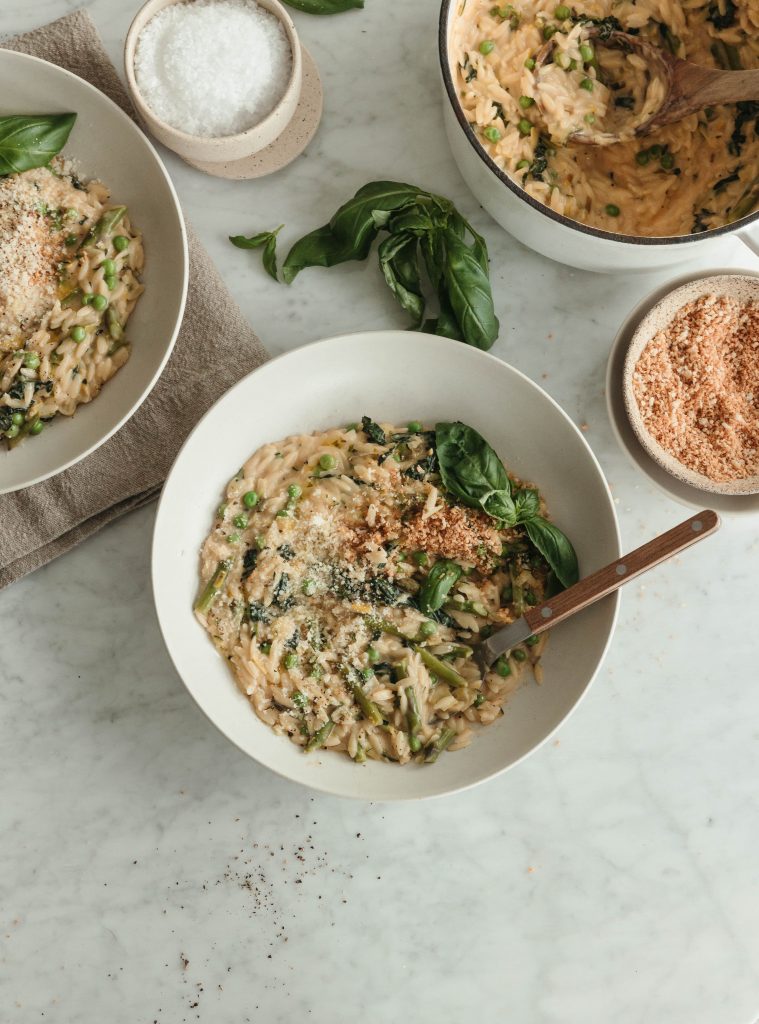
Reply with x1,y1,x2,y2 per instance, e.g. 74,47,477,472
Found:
282,0,363,11
418,559,463,615
0,113,77,176
435,421,579,589
230,225,283,281
229,181,499,350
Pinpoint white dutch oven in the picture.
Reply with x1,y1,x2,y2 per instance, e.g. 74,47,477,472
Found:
439,0,759,273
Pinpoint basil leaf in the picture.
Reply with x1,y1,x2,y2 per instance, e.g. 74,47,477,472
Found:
524,517,579,589
229,225,282,281
435,421,511,512
0,113,76,175
378,232,424,327
513,487,540,522
418,559,463,615
283,0,363,11
282,181,422,283
481,488,516,523
442,229,499,351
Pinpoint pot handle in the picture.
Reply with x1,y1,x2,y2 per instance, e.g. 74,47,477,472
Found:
737,226,759,262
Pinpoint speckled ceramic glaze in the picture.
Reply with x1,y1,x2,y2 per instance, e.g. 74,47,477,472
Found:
622,272,759,497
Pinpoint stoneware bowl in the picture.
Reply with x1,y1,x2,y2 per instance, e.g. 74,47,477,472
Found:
438,0,759,273
124,0,302,165
622,273,759,497
152,332,621,801
0,49,187,495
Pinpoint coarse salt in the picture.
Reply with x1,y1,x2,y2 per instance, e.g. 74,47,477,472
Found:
134,0,293,138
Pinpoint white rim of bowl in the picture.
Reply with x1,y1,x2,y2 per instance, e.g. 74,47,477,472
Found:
124,0,302,146
151,331,622,800
437,0,759,247
0,49,189,495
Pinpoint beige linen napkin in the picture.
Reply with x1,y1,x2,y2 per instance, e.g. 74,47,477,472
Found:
0,11,268,590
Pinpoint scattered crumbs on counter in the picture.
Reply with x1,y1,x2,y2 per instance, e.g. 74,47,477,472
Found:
579,421,589,431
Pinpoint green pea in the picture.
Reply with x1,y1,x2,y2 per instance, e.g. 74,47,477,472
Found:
81,293,94,305
496,657,512,677
479,39,495,55
473,692,485,707
584,113,596,125
232,513,249,529
302,579,317,596
259,641,272,655
101,258,116,276
407,421,422,433
65,233,78,246
516,159,530,170
648,144,663,157
554,51,571,69
636,150,650,165
288,484,302,499
542,23,557,40
579,77,594,91
23,351,40,369
113,235,130,252
484,125,502,143
605,203,621,217
579,42,595,62
519,95,535,109
518,118,532,136
554,3,570,17
11,411,24,426
5,424,19,439
524,56,536,70
227,532,241,544
526,634,540,647
413,550,429,567
283,653,299,670
513,648,527,662
367,646,380,664
29,419,44,436
91,294,108,312
319,453,336,471
243,490,259,509
418,620,437,639
217,503,227,518
568,57,578,71
70,326,86,342
660,152,675,169
104,275,117,291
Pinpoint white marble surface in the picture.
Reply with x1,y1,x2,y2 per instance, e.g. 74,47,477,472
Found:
2,2,759,1021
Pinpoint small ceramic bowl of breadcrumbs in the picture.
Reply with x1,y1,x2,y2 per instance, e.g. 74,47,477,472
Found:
622,273,759,496
124,0,322,177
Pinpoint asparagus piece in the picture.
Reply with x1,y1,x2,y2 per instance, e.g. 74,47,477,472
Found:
405,686,422,752
344,667,384,725
354,742,366,763
7,416,41,450
425,727,456,763
444,598,489,617
365,615,470,690
194,559,231,613
80,205,127,249
106,307,123,342
304,718,335,753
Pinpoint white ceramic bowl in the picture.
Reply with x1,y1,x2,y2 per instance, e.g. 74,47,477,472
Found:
437,0,759,273
0,50,187,495
124,0,302,165
152,332,621,801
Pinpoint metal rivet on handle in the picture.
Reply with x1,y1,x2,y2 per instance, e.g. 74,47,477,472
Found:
616,563,627,576
541,606,553,619
692,519,703,532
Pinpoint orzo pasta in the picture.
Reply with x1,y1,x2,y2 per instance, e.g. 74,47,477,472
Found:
195,418,566,766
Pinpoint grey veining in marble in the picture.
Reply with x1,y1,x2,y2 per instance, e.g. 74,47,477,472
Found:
2,2,759,1022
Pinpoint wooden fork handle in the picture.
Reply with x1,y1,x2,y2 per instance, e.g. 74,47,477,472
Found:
524,510,720,636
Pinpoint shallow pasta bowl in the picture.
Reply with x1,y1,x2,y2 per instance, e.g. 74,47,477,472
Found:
152,331,621,801
438,0,759,273
0,50,187,494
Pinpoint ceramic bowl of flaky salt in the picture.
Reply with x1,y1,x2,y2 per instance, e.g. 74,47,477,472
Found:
622,272,759,497
124,0,320,176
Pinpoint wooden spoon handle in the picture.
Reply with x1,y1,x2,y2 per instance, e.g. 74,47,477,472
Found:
524,510,720,636
661,62,759,125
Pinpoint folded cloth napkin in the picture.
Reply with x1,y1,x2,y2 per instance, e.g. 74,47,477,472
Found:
0,11,268,590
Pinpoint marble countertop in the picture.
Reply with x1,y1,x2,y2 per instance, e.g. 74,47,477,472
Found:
2,2,759,1021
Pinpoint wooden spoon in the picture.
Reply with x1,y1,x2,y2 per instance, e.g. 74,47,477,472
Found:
474,510,720,672
535,30,759,145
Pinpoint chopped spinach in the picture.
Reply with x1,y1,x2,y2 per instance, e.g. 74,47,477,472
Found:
614,96,635,110
707,0,737,30
273,572,294,610
247,601,271,624
361,415,387,445
241,546,259,581
714,171,741,194
730,102,759,158
277,543,296,560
